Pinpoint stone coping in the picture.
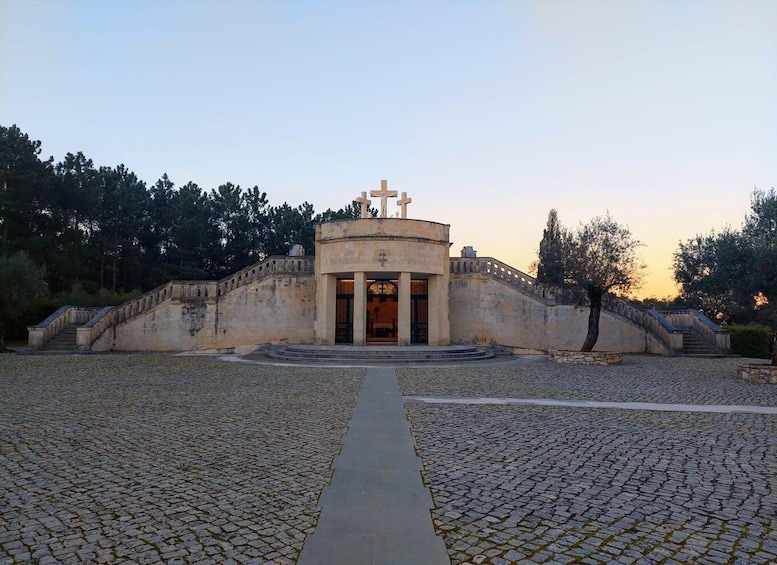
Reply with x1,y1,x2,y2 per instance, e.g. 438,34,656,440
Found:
738,363,777,385
549,350,624,365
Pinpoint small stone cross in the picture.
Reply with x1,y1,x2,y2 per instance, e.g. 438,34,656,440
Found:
378,250,387,266
370,180,398,218
355,191,371,219
397,191,412,219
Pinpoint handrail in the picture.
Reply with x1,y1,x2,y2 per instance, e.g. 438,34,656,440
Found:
450,258,553,302
27,306,103,350
76,306,115,352
216,256,314,296
659,309,730,354
450,257,674,352
645,309,684,354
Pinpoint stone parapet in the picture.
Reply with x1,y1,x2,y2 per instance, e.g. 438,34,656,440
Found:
27,306,103,351
549,350,624,365
738,364,777,384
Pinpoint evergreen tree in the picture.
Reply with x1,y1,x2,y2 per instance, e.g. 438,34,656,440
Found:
0,124,55,261
0,252,48,350
535,208,565,286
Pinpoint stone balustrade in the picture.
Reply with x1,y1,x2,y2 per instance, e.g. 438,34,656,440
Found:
113,282,179,324
661,310,731,353
29,256,315,352
645,309,685,354
217,257,314,296
450,257,675,353
450,258,550,302
76,307,115,352
27,306,103,350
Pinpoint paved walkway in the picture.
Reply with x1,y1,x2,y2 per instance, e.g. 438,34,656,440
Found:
405,396,777,414
298,367,449,565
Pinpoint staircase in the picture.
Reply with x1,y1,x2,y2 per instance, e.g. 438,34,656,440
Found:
39,326,78,353
678,327,719,356
267,344,495,364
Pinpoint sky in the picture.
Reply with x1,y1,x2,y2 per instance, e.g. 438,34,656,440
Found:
1,0,775,299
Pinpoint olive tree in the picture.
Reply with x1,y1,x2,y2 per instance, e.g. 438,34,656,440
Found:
564,213,644,352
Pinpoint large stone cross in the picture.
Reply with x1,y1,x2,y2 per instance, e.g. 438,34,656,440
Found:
370,180,398,218
397,191,412,219
355,191,371,219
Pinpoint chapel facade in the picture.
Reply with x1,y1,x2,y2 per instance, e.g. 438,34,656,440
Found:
314,181,450,346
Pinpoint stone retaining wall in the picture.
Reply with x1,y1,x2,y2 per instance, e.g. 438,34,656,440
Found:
549,350,624,365
738,364,777,385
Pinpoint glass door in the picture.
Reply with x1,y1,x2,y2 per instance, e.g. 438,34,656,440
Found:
411,280,428,344
335,279,354,344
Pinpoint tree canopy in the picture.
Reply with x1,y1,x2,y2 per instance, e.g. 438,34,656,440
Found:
0,251,48,350
673,187,777,327
0,124,375,337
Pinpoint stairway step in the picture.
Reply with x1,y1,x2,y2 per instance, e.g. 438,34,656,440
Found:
39,326,79,353
267,345,495,364
676,327,717,356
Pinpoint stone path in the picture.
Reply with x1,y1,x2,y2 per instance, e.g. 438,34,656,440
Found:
298,367,449,565
405,396,777,414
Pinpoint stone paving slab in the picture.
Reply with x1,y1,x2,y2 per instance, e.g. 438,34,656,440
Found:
0,355,363,564
399,356,777,564
298,367,449,565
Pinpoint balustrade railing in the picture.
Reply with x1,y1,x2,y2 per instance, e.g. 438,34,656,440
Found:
645,309,684,354
66,256,313,350
660,309,730,353
76,307,115,351
450,257,678,352
216,257,314,296
27,306,103,350
450,258,550,301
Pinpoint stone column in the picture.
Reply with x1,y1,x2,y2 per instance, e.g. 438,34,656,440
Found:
427,273,450,345
314,274,337,345
398,272,411,346
353,271,366,345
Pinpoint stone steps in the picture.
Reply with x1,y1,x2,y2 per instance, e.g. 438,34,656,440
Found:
39,327,78,353
268,344,495,364
678,327,719,356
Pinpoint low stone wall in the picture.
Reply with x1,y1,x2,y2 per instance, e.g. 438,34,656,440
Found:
738,364,777,385
549,350,624,365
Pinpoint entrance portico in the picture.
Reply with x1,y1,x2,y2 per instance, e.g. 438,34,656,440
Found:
314,184,450,346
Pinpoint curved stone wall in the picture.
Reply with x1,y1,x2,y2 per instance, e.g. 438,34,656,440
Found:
315,218,450,275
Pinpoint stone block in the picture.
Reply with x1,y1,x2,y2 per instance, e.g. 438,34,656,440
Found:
548,350,624,365
737,364,777,384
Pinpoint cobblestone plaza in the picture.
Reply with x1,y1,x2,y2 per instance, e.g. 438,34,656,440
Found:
2,354,776,564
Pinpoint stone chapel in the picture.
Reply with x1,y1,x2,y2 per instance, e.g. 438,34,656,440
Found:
28,181,730,356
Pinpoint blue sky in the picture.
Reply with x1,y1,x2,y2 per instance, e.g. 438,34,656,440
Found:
2,0,775,297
